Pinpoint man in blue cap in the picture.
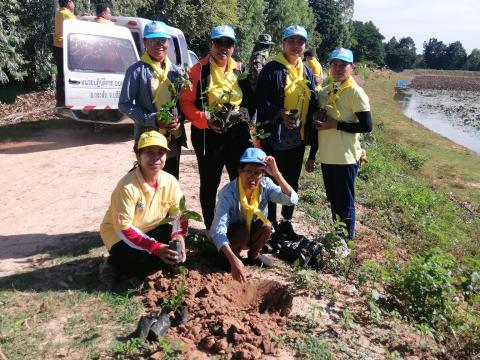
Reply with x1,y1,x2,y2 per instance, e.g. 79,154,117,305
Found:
119,21,186,179
209,147,298,282
306,47,372,240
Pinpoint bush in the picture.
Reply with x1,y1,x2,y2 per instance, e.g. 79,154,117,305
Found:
391,247,456,325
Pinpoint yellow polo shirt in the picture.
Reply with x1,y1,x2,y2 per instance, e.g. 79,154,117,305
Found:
100,167,183,250
318,82,370,164
53,7,76,48
95,18,115,25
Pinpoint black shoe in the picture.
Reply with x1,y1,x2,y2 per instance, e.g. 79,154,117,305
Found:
278,219,295,237
246,254,273,268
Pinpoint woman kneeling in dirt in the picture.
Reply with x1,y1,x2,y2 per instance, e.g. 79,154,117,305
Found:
100,131,187,279
209,147,298,282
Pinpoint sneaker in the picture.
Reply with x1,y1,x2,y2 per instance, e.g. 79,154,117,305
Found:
334,239,351,258
246,254,273,268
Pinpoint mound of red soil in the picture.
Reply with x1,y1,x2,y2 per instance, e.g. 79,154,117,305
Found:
143,269,293,359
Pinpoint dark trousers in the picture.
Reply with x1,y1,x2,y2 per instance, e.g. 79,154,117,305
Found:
262,142,305,224
108,224,172,279
163,138,182,179
321,163,358,239
191,123,250,229
53,46,65,106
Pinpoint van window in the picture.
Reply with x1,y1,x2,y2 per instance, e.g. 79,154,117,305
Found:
131,31,142,54
170,37,181,66
68,33,137,74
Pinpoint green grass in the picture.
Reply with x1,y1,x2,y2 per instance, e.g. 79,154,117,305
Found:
0,290,144,359
299,70,480,356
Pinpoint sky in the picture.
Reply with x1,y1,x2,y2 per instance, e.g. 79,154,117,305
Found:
353,0,479,54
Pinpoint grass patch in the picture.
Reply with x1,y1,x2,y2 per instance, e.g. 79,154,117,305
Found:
0,290,144,359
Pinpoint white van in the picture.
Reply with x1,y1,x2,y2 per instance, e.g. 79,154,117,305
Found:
58,17,194,124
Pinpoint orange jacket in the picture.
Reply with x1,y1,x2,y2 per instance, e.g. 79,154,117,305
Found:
179,55,245,130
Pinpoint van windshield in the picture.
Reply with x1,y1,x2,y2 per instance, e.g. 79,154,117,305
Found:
68,33,137,74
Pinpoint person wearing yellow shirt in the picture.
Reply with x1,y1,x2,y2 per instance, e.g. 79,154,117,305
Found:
304,50,324,90
179,25,254,229
255,25,318,236
94,3,114,25
53,0,76,107
100,131,188,279
306,48,373,240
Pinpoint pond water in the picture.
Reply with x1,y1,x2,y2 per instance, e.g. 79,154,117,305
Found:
395,88,480,154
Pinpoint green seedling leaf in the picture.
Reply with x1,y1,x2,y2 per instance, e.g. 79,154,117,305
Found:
182,210,203,222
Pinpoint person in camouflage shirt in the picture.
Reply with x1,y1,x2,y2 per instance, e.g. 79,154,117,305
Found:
248,34,274,92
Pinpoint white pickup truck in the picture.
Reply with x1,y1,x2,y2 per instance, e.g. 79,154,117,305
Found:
57,16,197,125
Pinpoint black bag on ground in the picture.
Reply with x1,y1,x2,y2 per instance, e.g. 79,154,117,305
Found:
267,223,323,269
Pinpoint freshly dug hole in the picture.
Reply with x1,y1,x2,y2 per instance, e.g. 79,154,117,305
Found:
144,269,293,358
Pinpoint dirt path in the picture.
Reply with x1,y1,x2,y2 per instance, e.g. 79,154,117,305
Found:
0,122,222,276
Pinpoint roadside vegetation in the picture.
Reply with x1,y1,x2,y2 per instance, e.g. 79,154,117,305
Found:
299,70,480,357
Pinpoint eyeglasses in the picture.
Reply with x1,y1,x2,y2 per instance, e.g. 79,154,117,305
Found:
242,169,263,178
212,38,235,48
147,38,169,46
284,37,306,46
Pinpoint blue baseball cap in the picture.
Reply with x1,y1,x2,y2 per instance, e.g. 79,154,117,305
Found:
144,21,171,39
329,48,354,63
282,25,308,41
240,148,267,166
210,25,236,42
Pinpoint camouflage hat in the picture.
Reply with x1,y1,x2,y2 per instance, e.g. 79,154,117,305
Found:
254,34,274,45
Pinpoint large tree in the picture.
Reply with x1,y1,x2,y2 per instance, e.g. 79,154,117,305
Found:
234,0,266,64
0,0,25,83
264,0,319,52
467,49,480,71
444,41,467,70
423,38,447,69
308,0,348,62
350,20,384,65
384,36,417,70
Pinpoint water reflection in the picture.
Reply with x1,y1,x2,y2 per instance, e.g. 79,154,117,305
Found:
395,88,480,154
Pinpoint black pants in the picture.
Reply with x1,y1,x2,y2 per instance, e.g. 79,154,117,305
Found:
53,46,65,106
262,142,305,224
321,163,358,239
163,138,182,179
191,123,250,229
108,224,172,279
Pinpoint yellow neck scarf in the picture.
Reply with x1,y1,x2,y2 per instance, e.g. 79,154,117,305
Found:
327,76,355,118
207,57,243,110
238,177,269,232
274,53,311,139
141,52,172,108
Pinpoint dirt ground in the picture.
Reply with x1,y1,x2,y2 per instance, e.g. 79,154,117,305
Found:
0,100,442,359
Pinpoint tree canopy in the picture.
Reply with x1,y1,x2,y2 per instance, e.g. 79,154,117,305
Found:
384,36,417,70
350,20,384,65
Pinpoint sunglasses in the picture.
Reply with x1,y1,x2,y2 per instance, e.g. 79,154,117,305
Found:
284,37,306,46
146,38,169,46
212,38,235,48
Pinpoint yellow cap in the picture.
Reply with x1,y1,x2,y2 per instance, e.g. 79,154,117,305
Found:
137,131,170,151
